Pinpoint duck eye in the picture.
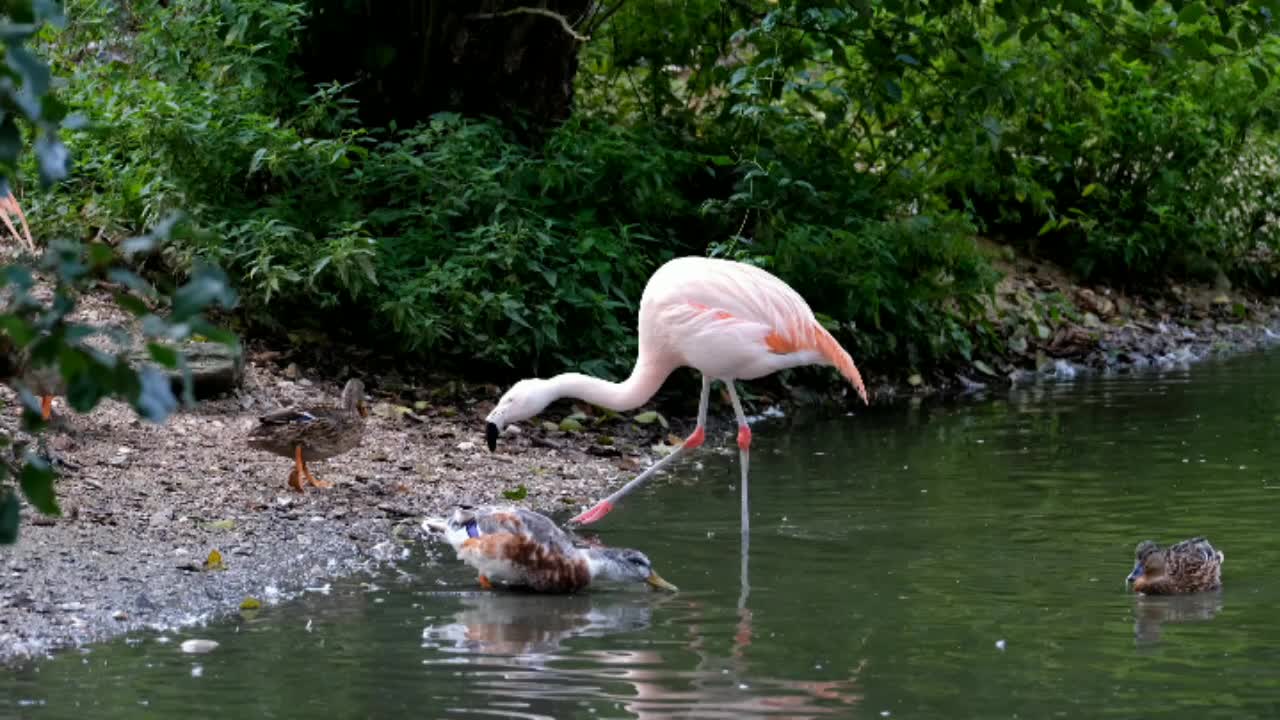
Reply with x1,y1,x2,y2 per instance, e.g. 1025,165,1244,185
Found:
627,556,646,566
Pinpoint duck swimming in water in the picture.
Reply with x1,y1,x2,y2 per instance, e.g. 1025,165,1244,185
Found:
423,505,678,594
1126,537,1224,595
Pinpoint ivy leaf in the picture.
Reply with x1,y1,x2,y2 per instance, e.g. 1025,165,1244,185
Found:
0,490,18,544
1177,3,1206,25
134,366,178,422
1248,62,1269,91
34,132,70,186
147,342,180,369
20,455,60,516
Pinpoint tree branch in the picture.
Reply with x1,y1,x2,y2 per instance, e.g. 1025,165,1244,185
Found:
467,7,590,43
583,0,628,36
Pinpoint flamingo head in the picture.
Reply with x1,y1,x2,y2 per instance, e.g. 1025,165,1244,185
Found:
485,378,557,451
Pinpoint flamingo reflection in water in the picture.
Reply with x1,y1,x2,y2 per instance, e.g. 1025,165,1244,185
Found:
419,583,865,718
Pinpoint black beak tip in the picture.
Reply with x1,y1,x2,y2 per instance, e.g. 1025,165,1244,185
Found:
485,422,499,452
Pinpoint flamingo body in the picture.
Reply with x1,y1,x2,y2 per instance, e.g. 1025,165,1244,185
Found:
639,258,865,388
484,256,869,526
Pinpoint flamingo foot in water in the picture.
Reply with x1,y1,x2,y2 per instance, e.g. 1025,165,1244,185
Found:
569,500,614,526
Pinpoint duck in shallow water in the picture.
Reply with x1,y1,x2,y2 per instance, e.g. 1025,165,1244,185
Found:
247,378,368,492
423,505,678,594
1126,537,1224,595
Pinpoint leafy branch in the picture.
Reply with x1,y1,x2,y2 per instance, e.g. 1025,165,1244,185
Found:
0,1,239,544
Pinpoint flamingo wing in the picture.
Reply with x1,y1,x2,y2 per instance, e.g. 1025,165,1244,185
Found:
644,258,868,402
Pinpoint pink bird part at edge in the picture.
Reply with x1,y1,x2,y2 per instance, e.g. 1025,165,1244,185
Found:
484,255,869,530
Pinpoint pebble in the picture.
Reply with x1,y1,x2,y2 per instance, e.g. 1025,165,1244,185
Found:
180,639,219,654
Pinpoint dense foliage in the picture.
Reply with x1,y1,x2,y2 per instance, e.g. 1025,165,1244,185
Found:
21,0,1280,388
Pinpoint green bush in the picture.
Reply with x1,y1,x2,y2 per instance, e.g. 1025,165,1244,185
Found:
35,0,1278,386
937,12,1280,285
28,0,1001,382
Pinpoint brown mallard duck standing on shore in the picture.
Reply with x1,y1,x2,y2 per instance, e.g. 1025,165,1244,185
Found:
1126,537,1224,595
247,378,368,492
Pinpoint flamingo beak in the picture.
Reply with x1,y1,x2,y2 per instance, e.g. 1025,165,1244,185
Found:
646,571,678,592
485,421,499,451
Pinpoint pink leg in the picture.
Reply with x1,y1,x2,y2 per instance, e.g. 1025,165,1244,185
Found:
725,383,751,537
568,376,712,526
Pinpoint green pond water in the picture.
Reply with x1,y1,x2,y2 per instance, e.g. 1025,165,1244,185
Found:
5,352,1280,719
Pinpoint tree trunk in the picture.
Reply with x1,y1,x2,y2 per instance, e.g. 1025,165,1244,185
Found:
299,0,592,138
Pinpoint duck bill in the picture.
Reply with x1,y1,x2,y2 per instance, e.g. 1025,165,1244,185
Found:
1125,563,1143,585
646,571,678,592
485,421,500,451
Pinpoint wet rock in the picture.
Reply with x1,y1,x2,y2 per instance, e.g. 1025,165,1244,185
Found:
180,639,219,654
1076,288,1115,318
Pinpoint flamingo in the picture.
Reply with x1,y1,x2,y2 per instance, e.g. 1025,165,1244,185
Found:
484,256,870,529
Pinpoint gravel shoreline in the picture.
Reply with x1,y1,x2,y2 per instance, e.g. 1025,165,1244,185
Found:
0,356,669,665
5,249,1280,665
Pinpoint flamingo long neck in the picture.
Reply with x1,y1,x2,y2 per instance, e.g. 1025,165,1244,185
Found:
548,360,672,413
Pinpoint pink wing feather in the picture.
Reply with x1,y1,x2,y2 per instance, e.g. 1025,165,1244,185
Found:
640,257,868,404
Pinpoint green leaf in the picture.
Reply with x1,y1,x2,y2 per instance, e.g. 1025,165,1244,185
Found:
502,484,528,501
633,410,669,429
7,46,50,97
34,132,70,186
172,261,236,320
1082,183,1099,197
147,342,180,369
1211,34,1237,51
134,366,177,423
1178,35,1212,61
0,116,20,166
1019,20,1046,44
0,489,18,544
1177,3,1206,25
20,455,59,516
1248,62,1269,91
112,294,149,320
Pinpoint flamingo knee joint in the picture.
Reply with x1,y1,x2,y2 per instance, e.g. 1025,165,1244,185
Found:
684,426,706,450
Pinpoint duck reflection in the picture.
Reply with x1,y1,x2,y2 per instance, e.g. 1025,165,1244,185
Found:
421,592,659,657
1133,592,1224,646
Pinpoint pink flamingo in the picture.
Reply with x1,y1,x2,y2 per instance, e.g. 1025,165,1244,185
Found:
484,256,869,528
